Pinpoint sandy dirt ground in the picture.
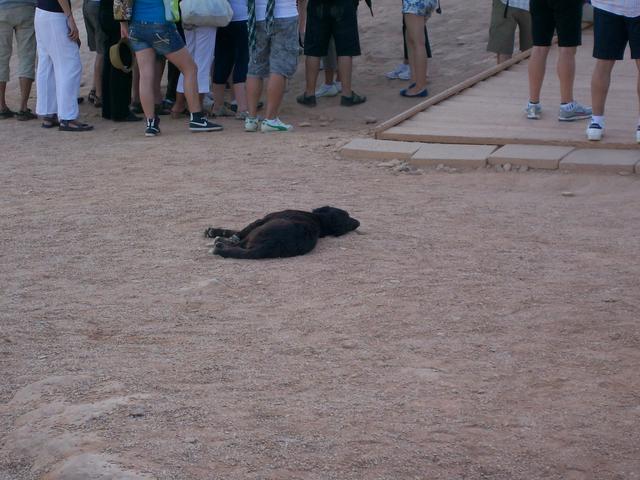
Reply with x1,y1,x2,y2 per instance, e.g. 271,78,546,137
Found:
2,1,640,479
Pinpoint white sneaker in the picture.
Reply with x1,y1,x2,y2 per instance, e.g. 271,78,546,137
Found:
385,63,410,80
398,66,411,80
315,82,340,97
335,81,342,93
526,102,542,120
260,117,293,132
245,116,259,132
586,122,603,141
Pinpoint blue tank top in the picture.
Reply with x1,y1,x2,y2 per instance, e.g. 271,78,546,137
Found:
132,0,166,22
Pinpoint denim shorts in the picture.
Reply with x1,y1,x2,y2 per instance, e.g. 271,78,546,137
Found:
128,21,185,56
402,0,437,17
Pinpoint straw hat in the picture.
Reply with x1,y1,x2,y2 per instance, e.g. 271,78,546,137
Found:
109,39,135,73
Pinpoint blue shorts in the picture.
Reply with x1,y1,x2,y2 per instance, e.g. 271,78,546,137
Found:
593,7,640,60
128,21,185,56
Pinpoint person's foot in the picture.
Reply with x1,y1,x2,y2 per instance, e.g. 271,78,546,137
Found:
636,126,640,144
114,112,143,122
0,107,15,119
340,91,366,106
296,92,317,107
211,105,235,117
260,117,293,132
398,67,412,81
16,108,37,121
586,122,603,141
130,102,143,114
59,119,94,132
155,103,172,116
558,101,592,122
41,114,59,128
315,83,340,97
400,86,428,97
335,81,343,93
385,63,410,80
145,116,161,137
235,110,249,120
245,116,260,132
189,112,223,132
526,102,541,120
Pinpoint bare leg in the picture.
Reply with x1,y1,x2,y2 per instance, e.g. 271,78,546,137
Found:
497,53,512,65
93,53,104,99
403,13,427,94
324,67,335,85
246,76,263,117
305,55,321,96
165,47,202,113
557,46,577,104
211,82,225,111
18,77,33,111
232,82,248,112
528,45,550,103
132,64,140,104
265,73,285,119
135,48,157,119
590,59,615,116
0,81,8,110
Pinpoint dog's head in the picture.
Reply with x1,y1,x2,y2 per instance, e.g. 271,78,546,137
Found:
312,206,360,237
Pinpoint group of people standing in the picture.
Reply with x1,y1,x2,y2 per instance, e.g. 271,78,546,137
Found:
487,0,640,143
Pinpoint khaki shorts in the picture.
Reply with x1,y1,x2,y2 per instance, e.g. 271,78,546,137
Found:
0,4,36,82
487,0,533,55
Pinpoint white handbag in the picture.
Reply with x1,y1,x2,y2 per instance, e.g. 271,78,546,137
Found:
181,0,233,27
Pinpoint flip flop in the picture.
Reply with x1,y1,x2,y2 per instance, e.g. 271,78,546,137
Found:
0,107,15,119
16,109,37,121
41,115,59,128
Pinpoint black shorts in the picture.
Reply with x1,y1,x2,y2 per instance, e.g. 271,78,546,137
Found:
530,0,582,47
303,0,361,57
213,20,249,84
593,7,640,60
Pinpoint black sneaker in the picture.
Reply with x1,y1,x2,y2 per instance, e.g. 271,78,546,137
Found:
189,112,223,132
145,116,160,137
340,91,366,106
296,93,317,107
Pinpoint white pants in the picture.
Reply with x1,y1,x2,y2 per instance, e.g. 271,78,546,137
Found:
177,26,216,94
34,8,82,120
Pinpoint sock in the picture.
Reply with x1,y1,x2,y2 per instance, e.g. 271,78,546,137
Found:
190,111,204,120
591,115,604,128
528,100,540,106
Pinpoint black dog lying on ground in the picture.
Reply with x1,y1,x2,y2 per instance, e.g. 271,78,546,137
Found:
204,206,360,259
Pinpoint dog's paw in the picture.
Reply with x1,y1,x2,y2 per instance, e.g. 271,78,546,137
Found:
211,241,227,255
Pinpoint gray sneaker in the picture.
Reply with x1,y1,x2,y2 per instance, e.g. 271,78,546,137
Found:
558,102,592,122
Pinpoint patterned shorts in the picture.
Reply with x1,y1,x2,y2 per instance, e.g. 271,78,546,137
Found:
248,16,299,78
402,0,437,17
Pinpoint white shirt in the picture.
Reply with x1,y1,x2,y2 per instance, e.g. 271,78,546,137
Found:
591,0,640,17
229,0,248,21
500,0,529,12
254,0,297,20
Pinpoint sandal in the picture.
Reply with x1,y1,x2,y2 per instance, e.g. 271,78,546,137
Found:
16,108,37,121
59,119,94,132
88,89,96,104
41,115,59,128
93,95,102,108
0,107,15,119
